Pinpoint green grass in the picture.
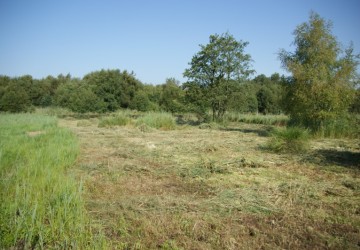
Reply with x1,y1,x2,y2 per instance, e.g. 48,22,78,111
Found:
225,112,289,126
136,112,176,130
265,126,310,153
0,114,106,249
98,111,132,127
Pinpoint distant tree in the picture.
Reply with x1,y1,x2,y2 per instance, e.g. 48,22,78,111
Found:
160,78,185,113
279,12,359,131
55,81,105,113
129,90,152,112
0,84,31,113
184,32,254,120
83,69,141,111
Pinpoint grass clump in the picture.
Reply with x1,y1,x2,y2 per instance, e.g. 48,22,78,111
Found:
136,112,176,130
0,114,106,249
265,126,310,153
98,112,131,127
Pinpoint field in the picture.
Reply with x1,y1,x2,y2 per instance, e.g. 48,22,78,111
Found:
1,112,360,249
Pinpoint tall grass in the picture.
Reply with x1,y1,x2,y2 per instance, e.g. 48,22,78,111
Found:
0,114,106,249
224,112,289,126
136,112,176,130
265,126,310,153
98,111,132,127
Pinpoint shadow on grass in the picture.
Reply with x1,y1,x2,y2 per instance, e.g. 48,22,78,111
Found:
306,149,360,168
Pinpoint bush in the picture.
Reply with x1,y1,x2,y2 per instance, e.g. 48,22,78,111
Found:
266,127,310,153
136,112,176,130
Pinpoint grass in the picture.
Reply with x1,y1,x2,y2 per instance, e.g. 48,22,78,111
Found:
59,117,360,249
98,111,132,127
135,112,176,130
0,114,106,249
265,126,310,153
225,112,289,126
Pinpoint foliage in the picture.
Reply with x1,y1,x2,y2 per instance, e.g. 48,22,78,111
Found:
159,78,185,113
0,83,32,113
84,69,141,111
55,81,105,113
136,112,176,130
266,127,310,153
0,114,106,249
184,32,255,120
279,12,359,133
350,88,360,113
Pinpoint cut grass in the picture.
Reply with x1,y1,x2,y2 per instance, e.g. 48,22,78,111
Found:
0,114,106,249
60,118,360,249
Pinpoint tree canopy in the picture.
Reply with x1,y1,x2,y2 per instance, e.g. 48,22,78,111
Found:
279,12,359,131
184,32,254,120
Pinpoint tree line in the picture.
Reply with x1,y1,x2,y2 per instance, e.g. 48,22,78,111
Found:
1,12,359,133
0,70,286,116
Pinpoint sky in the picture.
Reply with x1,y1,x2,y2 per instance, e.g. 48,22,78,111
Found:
0,0,359,84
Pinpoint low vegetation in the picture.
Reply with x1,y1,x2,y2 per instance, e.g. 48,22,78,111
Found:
265,127,310,153
135,112,176,130
0,114,106,249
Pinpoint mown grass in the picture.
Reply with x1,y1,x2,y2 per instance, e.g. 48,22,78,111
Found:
0,114,106,249
61,117,360,249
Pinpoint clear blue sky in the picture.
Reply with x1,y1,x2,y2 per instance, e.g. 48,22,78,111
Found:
0,0,359,84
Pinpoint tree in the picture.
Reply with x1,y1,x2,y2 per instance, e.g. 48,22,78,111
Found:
279,12,359,131
184,32,254,120
0,84,31,113
160,78,185,113
55,81,105,113
83,69,141,112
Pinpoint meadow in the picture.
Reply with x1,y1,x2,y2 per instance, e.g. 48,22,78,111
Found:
1,110,359,249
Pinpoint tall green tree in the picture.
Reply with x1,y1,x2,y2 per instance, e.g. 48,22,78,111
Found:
184,32,254,120
279,12,359,131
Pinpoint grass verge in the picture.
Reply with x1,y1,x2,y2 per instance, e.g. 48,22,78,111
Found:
0,114,106,249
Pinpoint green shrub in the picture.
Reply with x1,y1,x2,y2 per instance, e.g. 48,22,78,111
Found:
266,127,310,153
136,112,176,130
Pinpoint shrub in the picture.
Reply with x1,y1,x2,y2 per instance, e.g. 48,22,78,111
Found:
136,112,176,130
266,127,310,153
